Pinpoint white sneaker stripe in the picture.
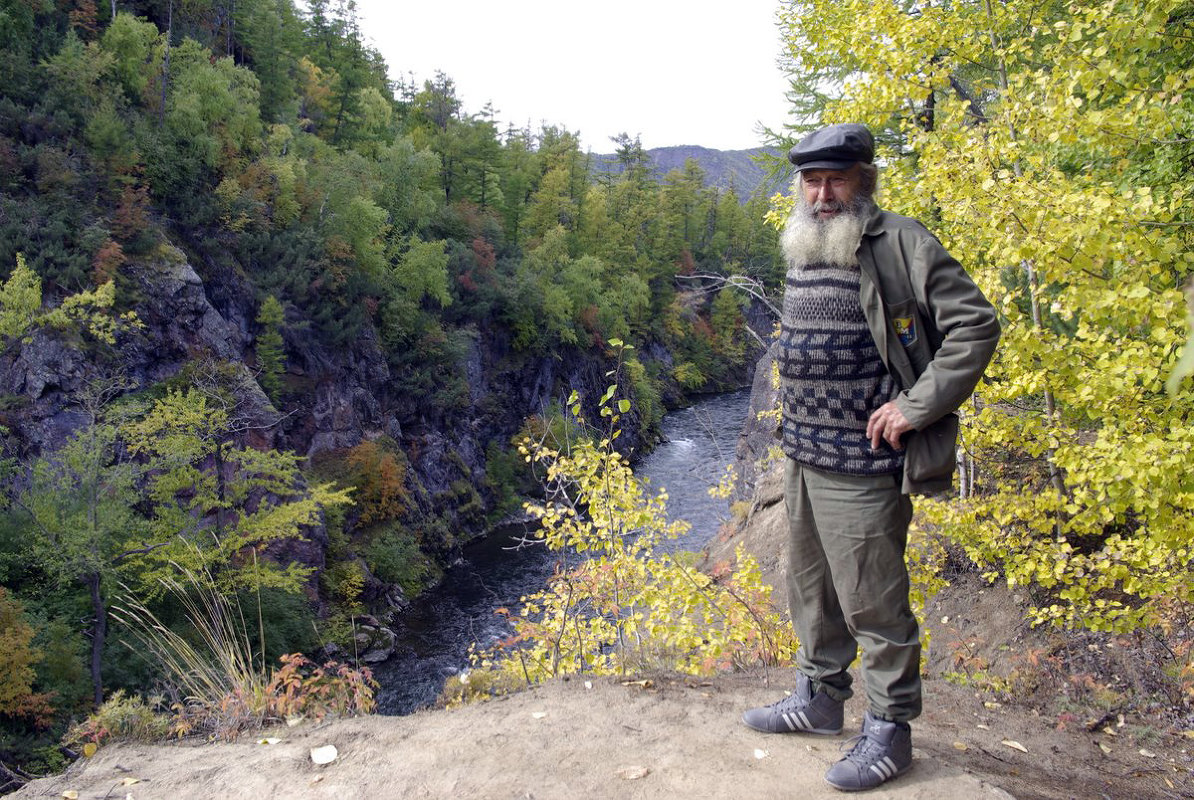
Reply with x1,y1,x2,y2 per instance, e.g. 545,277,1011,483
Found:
872,756,897,779
796,711,811,730
782,712,797,731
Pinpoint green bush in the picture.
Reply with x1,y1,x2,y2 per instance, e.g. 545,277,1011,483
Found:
482,439,530,520
626,356,663,434
364,525,436,596
247,588,319,665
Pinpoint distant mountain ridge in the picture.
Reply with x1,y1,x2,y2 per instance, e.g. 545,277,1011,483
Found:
591,145,785,200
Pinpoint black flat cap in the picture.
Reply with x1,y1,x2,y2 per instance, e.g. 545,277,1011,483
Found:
788,123,874,171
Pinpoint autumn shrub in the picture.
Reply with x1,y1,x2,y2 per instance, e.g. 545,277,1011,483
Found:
439,660,527,707
0,587,54,728
310,436,434,603
63,691,171,750
321,559,366,616
710,286,748,365
264,653,377,722
464,376,796,693
344,437,411,526
624,356,663,434
364,524,436,595
447,478,485,526
672,361,707,390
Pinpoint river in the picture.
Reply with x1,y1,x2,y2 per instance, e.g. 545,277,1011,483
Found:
370,388,752,715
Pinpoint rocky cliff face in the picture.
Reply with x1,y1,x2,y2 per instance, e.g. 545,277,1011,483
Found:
0,237,658,597
733,341,780,501
0,328,91,457
708,341,786,593
2,243,251,456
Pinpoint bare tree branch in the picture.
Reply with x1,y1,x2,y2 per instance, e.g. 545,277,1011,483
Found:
676,273,779,348
676,273,781,318
112,540,174,565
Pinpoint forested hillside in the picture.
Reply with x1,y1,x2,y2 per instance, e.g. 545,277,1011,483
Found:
0,0,782,775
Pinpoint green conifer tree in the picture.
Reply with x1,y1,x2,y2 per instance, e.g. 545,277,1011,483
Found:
254,294,285,403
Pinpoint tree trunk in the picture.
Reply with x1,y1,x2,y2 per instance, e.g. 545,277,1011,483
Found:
86,571,106,708
985,0,1066,502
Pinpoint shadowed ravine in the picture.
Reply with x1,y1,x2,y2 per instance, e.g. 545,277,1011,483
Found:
371,389,752,715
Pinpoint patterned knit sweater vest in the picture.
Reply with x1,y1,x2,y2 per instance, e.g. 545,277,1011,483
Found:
778,262,904,475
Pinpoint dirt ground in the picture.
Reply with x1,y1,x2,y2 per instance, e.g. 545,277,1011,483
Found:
6,657,1190,800
11,591,1193,799
9,466,1194,799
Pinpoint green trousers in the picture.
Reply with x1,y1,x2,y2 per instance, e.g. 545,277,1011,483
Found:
784,459,921,722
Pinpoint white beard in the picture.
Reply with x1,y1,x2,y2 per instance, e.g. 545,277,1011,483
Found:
781,194,869,269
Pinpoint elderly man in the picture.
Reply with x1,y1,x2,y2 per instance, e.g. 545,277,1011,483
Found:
742,123,1000,791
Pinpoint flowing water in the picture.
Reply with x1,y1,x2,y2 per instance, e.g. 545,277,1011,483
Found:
371,388,752,714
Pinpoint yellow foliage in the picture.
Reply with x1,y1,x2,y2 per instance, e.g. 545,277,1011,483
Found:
0,253,139,345
779,0,1194,633
464,409,797,694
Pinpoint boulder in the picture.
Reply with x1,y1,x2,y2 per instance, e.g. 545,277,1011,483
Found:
353,618,398,663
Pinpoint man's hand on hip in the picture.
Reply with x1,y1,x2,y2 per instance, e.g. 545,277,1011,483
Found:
867,402,912,451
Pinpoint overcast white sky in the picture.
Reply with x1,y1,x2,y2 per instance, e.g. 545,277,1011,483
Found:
352,0,793,152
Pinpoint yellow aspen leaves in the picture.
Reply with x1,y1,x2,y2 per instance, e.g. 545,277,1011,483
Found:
779,0,1194,633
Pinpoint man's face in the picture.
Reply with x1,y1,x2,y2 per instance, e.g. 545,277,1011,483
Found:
800,165,862,221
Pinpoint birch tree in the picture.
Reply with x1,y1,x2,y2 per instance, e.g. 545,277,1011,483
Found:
777,0,1194,631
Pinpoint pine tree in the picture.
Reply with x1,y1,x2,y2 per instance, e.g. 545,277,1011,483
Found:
254,294,286,403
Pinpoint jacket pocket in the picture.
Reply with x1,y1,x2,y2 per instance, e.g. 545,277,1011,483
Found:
885,297,931,377
905,412,958,483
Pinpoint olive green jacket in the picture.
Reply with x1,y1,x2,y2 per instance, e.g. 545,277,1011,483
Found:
856,206,1000,495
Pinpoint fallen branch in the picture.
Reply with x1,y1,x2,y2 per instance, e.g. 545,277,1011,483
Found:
0,760,31,794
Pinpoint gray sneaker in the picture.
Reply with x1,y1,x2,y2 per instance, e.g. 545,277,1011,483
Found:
824,711,913,792
741,673,843,734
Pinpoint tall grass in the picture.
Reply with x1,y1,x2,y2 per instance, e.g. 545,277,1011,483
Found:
110,563,376,740
110,565,273,737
